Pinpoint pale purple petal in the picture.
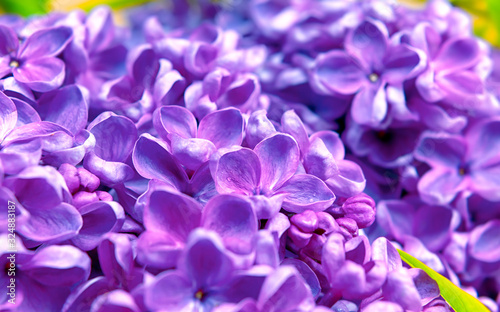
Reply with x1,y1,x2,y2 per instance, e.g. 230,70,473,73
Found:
171,135,217,171
351,84,388,126
202,195,258,254
254,133,300,192
304,136,338,180
153,106,197,142
468,220,500,262
136,230,183,269
83,152,135,186
326,159,366,198
309,131,345,160
409,269,440,306
18,26,73,59
434,38,481,73
414,132,466,169
281,110,309,154
214,148,261,195
277,174,335,213
413,205,453,252
91,289,141,312
0,92,17,142
198,108,244,148
97,234,136,289
371,237,402,272
312,50,366,95
470,165,500,202
245,110,276,149
145,271,193,310
383,268,422,312
10,97,40,127
0,25,18,55
383,44,425,84
0,139,42,175
362,301,403,312
418,169,465,205
322,233,346,283
13,57,65,92
153,64,186,105
345,20,388,71
217,74,260,111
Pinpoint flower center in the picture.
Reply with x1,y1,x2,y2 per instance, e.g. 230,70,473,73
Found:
376,130,392,142
9,60,19,68
195,289,204,300
458,167,466,176
368,73,379,83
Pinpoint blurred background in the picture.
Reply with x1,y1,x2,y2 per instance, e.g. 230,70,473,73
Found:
0,0,499,47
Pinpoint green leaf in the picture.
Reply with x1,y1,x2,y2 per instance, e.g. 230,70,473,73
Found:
397,249,490,312
0,0,48,16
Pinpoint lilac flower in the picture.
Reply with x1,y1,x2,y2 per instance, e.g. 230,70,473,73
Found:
0,25,73,91
145,229,270,311
414,117,500,205
0,235,90,311
213,133,335,218
312,19,425,126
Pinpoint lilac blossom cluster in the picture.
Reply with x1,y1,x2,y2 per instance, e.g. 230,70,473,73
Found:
0,0,498,311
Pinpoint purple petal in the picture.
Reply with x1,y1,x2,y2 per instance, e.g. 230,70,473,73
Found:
322,233,346,283
18,203,82,243
214,148,261,195
345,236,371,265
85,6,114,53
418,169,465,205
144,186,202,242
127,45,159,88
180,229,233,289
383,268,422,312
326,159,366,198
304,136,338,180
189,162,218,205
203,67,232,102
2,121,73,152
0,25,18,55
198,108,244,149
91,289,141,312
61,277,114,312
0,187,29,230
309,131,345,160
345,20,388,71
217,74,260,111
145,271,193,310
132,134,189,190
0,91,17,142
72,201,125,251
171,135,216,171
434,38,481,73
371,237,402,272
416,68,446,102
414,132,466,169
466,118,500,166
254,133,300,192
383,44,425,84
88,113,138,162
221,267,272,303
409,269,440,306
202,195,258,254
470,165,500,202
277,174,335,213
153,106,197,142
136,230,183,269
153,62,186,105
258,266,315,311
245,110,276,149
312,50,366,94
184,42,218,76
468,220,500,262
377,199,415,241
19,26,73,59
351,84,388,126
281,110,309,154
37,85,88,135
362,301,403,312
0,139,42,175
10,97,40,127
413,205,453,252
23,245,90,286
13,57,65,92
97,234,136,288
83,152,135,186
412,101,467,133
438,71,484,103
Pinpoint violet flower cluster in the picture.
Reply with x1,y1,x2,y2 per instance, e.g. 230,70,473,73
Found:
0,0,499,311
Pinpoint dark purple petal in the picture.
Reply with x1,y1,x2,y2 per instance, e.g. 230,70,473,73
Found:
132,134,189,190
19,26,73,59
127,45,159,88
184,42,218,76
144,186,201,242
61,277,114,312
37,85,88,135
88,113,138,162
214,148,261,195
254,133,300,192
0,91,17,142
221,266,272,303
23,245,90,286
0,25,18,55
468,220,500,262
72,201,125,251
413,205,453,252
180,229,233,289
18,203,82,243
377,200,415,241
198,108,244,148
153,62,186,105
202,195,258,254
409,269,440,305
277,174,335,213
345,236,371,265
13,57,65,92
97,234,135,288
312,50,366,94
383,45,425,84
